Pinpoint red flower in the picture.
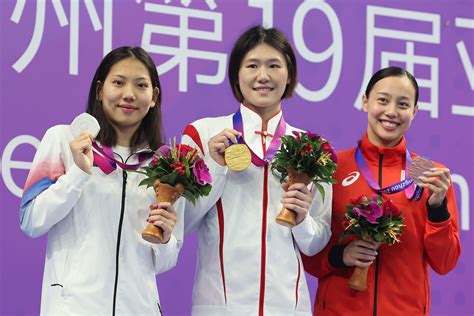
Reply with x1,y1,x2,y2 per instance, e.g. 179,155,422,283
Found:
321,142,338,163
383,199,401,217
342,218,351,229
176,144,197,158
300,143,314,156
292,130,302,140
350,195,368,206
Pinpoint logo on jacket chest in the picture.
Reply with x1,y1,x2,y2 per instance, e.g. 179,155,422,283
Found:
342,171,360,186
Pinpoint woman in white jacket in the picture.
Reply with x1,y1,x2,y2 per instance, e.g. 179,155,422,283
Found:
19,46,183,316
182,26,332,316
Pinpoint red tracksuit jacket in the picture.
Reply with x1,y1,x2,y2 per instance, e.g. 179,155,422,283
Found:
303,133,461,316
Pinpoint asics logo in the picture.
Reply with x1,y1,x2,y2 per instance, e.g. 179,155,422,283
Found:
342,172,360,186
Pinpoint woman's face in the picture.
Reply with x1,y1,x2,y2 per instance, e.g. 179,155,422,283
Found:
362,75,418,147
98,57,158,139
238,43,290,118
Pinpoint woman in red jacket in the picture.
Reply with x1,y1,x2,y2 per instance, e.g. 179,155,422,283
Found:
302,66,461,315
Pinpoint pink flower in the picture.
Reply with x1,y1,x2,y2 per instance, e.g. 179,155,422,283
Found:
192,159,212,185
150,155,160,166
306,131,320,139
383,199,401,217
157,145,171,157
321,142,338,163
354,201,383,224
292,130,320,141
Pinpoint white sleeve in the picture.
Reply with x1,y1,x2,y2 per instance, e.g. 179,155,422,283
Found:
20,126,91,238
151,197,185,274
291,182,332,256
181,126,228,234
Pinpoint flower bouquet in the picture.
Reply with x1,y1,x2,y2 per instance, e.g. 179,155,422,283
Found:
340,194,404,291
271,131,337,227
134,141,212,243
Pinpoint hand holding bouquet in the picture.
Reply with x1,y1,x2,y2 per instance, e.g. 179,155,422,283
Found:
341,194,404,290
134,142,212,243
271,131,337,227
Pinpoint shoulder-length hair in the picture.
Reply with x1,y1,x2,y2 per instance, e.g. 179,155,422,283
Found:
86,46,163,152
228,25,298,103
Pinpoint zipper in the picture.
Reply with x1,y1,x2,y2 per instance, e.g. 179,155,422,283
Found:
373,255,380,316
112,170,128,316
372,154,383,316
157,301,163,315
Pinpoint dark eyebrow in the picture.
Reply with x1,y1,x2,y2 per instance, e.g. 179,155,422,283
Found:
110,74,151,81
397,96,411,101
376,92,412,101
244,58,283,63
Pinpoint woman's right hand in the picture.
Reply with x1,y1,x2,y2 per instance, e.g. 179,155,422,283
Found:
208,128,242,166
148,202,177,244
70,132,94,174
343,239,380,268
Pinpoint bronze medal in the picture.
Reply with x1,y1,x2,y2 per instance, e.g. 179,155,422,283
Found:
408,156,435,184
224,144,252,171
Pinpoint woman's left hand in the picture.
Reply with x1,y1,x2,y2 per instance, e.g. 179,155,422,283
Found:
417,167,451,207
148,202,177,244
281,183,313,225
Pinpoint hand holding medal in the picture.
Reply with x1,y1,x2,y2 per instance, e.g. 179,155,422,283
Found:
208,128,248,170
410,157,451,207
70,113,101,139
224,137,252,171
69,113,101,174
408,156,435,184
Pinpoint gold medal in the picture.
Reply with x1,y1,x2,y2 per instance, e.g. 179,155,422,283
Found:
224,144,252,171
409,156,435,184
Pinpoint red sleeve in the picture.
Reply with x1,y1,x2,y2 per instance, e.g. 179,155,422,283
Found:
302,211,348,278
424,183,461,275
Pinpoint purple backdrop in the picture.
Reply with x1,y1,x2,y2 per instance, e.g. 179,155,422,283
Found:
1,0,473,315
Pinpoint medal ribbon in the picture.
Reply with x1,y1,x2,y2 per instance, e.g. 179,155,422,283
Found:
355,144,423,200
92,141,150,174
232,110,286,167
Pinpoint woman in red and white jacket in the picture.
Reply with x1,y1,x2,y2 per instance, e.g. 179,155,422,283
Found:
302,66,461,316
182,26,332,316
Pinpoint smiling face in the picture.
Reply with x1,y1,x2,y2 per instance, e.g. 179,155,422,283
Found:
362,75,418,147
238,43,290,119
98,57,158,141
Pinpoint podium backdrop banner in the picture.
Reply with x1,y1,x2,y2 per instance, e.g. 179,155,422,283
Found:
1,1,472,315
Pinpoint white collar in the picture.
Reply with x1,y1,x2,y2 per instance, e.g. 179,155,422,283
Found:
239,103,284,158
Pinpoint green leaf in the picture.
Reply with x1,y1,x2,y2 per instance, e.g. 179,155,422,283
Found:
139,177,155,188
315,183,325,202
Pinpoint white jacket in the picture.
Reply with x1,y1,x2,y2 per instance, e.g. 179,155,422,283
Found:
182,105,332,316
20,125,184,316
